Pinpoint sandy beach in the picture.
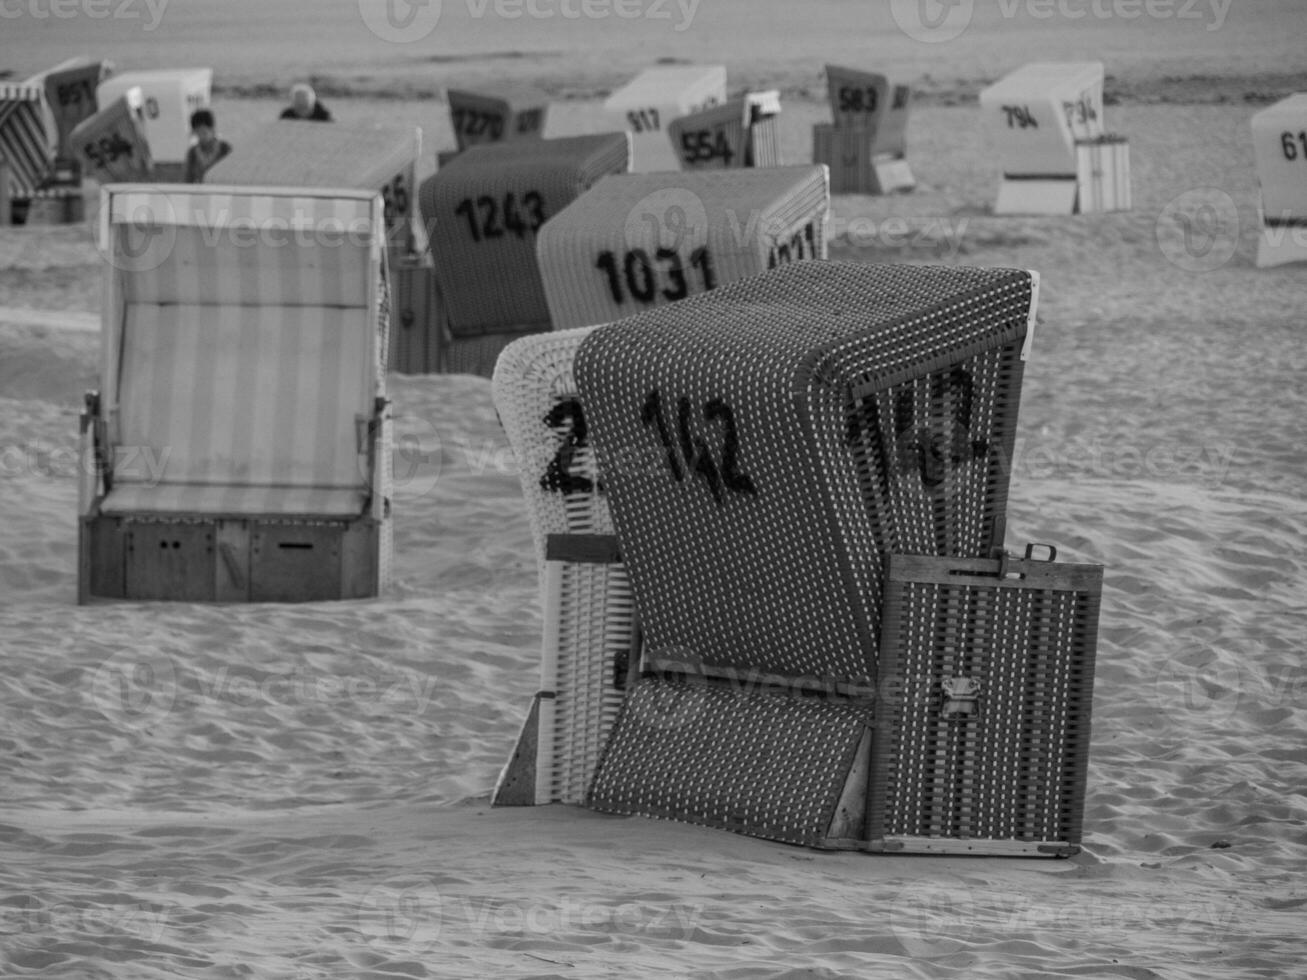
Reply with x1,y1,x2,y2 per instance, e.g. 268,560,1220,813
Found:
3,1,1307,977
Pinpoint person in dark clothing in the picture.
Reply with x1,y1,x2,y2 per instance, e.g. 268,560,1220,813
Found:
279,83,333,122
184,109,232,183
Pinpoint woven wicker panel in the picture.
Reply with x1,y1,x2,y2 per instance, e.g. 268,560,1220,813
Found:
420,133,630,336
68,94,154,183
205,122,420,248
573,261,1035,688
587,678,873,847
871,552,1101,852
447,87,548,151
492,328,634,802
537,166,829,330
667,99,750,170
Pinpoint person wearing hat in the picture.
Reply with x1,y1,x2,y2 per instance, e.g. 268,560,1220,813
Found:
280,83,333,122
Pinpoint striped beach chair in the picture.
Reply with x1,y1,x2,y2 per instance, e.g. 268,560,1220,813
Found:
78,185,393,603
0,82,54,205
490,327,637,805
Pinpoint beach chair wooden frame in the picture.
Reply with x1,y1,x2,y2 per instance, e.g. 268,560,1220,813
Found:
78,184,393,604
490,327,638,805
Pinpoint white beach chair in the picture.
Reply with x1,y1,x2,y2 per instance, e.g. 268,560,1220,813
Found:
535,165,830,330
979,62,1130,214
603,65,727,172
68,88,154,184
489,327,637,805
97,69,212,181
78,184,392,603
1251,94,1307,267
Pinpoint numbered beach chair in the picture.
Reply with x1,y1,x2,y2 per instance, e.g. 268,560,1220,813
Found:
667,90,782,170
97,69,212,181
979,62,1129,214
572,262,1076,850
447,85,549,152
78,184,392,604
536,165,829,330
1251,94,1307,267
68,88,154,184
603,65,726,172
490,326,638,805
204,120,422,251
0,60,102,223
813,66,914,194
417,132,630,375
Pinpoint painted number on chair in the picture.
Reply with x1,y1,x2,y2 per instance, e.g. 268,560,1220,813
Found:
381,173,409,225
626,108,661,133
595,247,716,306
837,86,879,114
1001,105,1038,129
767,221,818,269
1061,96,1098,128
540,397,598,495
679,129,735,166
453,191,546,243
845,366,988,490
82,132,136,169
1281,132,1307,161
452,108,505,141
641,389,756,506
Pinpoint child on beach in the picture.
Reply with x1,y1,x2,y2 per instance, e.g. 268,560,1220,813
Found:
183,109,232,183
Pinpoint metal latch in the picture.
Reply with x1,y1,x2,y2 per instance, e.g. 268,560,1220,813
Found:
942,677,980,718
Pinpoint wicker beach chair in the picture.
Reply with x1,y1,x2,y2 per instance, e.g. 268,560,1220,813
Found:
603,65,727,173
0,75,88,220
417,132,630,376
489,327,637,805
78,184,392,603
573,261,1052,848
536,165,829,330
813,66,914,195
447,86,549,152
667,91,782,171
979,62,1129,214
68,89,154,184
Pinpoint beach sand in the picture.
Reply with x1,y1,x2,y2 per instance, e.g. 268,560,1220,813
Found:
3,2,1307,977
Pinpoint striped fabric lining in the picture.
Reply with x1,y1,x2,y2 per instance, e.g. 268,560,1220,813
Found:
113,303,371,491
100,484,365,517
108,187,379,234
0,84,53,197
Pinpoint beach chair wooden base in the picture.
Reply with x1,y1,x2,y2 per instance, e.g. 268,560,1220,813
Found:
585,677,874,849
994,177,1079,215
812,124,915,195
79,514,390,604
1256,222,1307,267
